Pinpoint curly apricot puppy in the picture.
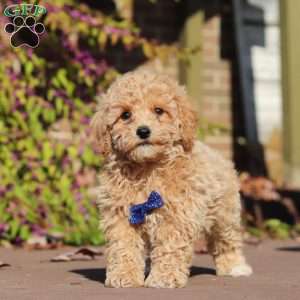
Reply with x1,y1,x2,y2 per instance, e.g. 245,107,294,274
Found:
91,70,252,288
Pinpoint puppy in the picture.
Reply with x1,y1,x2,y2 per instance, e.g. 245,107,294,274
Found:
91,70,252,288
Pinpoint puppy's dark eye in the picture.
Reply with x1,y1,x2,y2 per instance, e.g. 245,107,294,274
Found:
154,107,164,116
121,111,131,120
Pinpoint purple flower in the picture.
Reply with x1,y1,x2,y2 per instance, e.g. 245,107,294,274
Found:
79,205,87,215
89,19,99,26
62,157,71,167
96,61,109,76
70,10,80,18
27,48,33,59
21,112,28,118
104,26,121,35
12,153,18,162
45,4,60,13
27,88,34,96
14,236,23,245
0,186,7,196
80,15,89,22
34,187,42,196
75,191,82,201
31,224,46,236
37,205,47,218
83,57,94,65
80,116,90,125
0,224,8,234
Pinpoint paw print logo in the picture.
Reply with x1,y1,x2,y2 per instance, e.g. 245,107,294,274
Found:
4,16,45,48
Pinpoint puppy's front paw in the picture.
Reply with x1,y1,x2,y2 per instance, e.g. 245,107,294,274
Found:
105,273,144,288
145,271,188,288
217,263,253,277
228,264,253,277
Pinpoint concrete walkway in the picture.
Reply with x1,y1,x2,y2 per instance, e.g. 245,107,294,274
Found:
0,240,299,300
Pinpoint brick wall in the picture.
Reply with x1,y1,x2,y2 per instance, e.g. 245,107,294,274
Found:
201,15,233,159
132,1,283,179
133,1,234,159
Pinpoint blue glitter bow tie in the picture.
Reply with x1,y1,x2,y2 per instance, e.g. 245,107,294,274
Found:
129,191,164,225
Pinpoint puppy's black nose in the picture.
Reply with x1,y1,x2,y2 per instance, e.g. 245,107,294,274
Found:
136,126,151,139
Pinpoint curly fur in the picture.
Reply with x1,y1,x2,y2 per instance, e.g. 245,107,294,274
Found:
91,70,252,288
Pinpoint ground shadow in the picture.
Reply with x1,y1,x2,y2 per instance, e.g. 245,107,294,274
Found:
70,266,216,284
70,265,215,284
190,266,216,277
277,246,300,252
70,268,106,284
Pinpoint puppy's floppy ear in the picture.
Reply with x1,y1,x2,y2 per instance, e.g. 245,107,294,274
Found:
90,108,112,157
175,91,198,152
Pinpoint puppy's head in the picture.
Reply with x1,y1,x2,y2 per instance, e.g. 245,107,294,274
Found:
90,70,198,163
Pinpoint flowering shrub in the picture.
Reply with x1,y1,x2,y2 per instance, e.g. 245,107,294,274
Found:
0,0,185,245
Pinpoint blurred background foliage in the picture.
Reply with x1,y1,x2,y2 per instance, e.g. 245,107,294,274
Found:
0,0,191,246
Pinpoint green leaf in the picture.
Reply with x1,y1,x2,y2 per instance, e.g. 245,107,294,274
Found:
42,142,53,162
13,111,28,131
9,219,20,240
56,69,75,96
98,31,108,49
55,143,65,159
20,225,30,241
82,147,95,165
55,97,64,114
67,146,78,159
25,61,34,76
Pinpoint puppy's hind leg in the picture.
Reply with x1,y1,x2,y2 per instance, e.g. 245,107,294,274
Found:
206,192,253,277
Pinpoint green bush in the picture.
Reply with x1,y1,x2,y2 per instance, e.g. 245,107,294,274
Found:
0,0,184,245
